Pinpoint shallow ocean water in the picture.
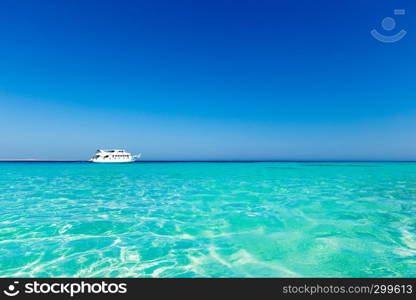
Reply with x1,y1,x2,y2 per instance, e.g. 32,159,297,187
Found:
0,162,415,277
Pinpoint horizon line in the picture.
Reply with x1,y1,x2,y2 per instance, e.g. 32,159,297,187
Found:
1,159,416,163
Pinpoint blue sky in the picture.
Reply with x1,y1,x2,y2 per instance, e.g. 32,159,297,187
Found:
0,0,415,160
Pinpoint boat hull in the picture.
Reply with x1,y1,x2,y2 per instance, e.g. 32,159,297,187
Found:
89,159,135,163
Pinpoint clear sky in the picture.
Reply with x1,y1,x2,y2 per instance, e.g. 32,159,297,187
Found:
0,0,415,160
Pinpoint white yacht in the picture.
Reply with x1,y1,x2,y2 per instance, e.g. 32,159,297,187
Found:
89,149,141,163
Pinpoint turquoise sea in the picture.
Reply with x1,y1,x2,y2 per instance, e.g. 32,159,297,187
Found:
0,162,415,277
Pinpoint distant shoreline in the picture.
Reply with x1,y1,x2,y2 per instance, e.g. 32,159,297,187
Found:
0,160,415,163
